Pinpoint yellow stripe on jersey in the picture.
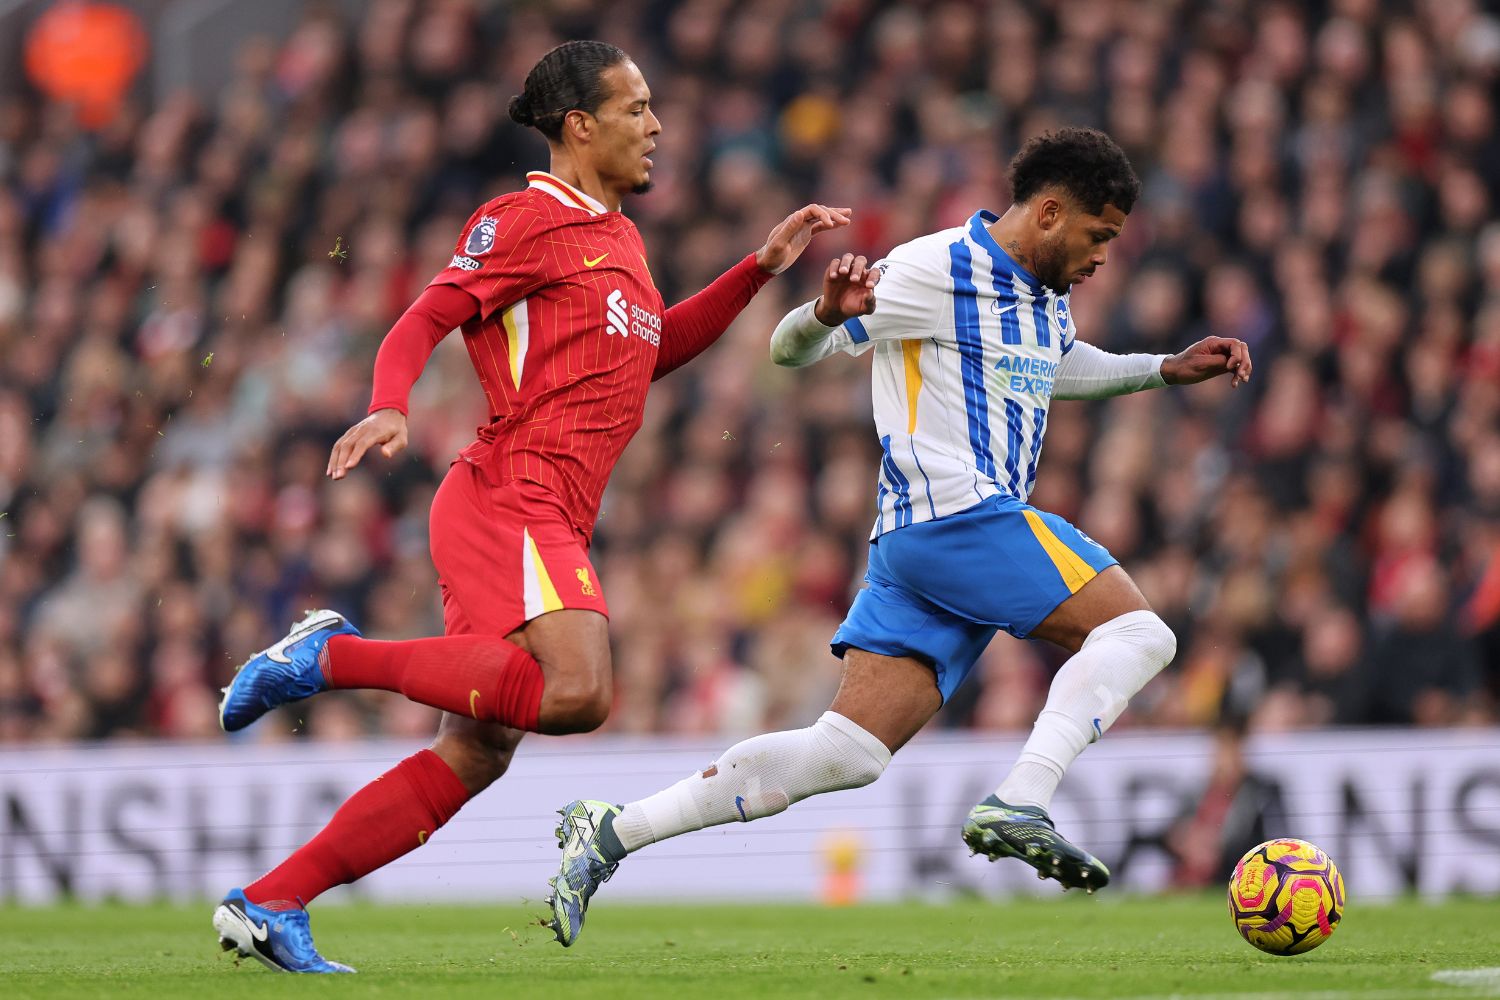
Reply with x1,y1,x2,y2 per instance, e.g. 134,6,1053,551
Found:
1022,510,1097,594
502,300,529,389
526,531,564,613
902,339,923,434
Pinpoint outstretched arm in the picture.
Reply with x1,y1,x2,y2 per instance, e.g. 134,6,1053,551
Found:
653,205,851,380
1052,341,1169,399
653,253,774,379
1053,335,1252,400
327,283,479,479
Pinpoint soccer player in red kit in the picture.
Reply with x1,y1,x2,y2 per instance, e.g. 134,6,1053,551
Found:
211,40,850,973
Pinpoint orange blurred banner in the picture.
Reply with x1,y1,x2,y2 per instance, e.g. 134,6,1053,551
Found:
25,1,147,129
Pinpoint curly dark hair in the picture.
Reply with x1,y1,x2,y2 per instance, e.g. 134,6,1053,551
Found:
508,41,630,142
1009,127,1142,215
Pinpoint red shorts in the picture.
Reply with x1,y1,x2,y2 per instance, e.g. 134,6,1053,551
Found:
428,461,608,637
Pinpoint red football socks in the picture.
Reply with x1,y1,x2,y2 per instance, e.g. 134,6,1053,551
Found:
245,749,470,910
321,634,545,731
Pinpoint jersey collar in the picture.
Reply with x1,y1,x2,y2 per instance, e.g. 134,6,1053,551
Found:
527,171,609,216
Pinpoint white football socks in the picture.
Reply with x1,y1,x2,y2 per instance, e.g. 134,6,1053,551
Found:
996,610,1176,810
611,711,890,854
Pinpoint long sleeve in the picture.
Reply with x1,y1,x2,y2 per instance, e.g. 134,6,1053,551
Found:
1052,340,1169,400
769,300,841,367
368,282,480,415
652,253,775,380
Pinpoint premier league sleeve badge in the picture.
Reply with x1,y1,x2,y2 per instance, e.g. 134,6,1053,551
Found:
464,216,498,256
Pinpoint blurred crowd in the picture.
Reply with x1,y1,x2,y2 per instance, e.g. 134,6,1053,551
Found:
2,0,1498,745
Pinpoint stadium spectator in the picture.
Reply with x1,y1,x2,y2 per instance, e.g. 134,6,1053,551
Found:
1,0,1497,742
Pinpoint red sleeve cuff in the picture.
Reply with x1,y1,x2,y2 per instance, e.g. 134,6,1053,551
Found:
740,252,776,291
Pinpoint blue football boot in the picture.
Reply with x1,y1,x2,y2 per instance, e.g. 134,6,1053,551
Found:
963,794,1110,892
213,888,354,973
546,799,624,947
219,609,359,732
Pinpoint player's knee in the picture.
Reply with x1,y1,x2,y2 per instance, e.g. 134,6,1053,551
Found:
801,712,891,797
542,674,612,733
1136,613,1177,668
1087,610,1176,669
569,687,611,732
809,754,885,799
835,738,888,790
855,751,888,788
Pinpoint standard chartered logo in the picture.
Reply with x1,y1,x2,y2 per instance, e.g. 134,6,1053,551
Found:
605,289,660,346
606,289,630,338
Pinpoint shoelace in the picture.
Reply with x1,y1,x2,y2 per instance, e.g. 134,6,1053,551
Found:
564,855,618,894
274,912,323,965
989,806,1056,831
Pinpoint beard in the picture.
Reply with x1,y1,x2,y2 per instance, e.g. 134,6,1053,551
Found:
1035,236,1071,292
632,179,654,195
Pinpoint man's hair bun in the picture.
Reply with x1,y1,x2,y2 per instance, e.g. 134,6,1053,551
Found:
507,94,535,127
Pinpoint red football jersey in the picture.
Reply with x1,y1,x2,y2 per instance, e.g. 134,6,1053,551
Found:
429,172,666,541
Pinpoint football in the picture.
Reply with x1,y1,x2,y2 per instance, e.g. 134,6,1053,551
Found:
1227,838,1346,955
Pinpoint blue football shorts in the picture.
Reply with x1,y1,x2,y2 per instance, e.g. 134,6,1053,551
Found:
830,492,1118,703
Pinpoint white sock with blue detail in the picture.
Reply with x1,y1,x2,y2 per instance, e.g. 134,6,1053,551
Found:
996,610,1176,810
611,711,891,854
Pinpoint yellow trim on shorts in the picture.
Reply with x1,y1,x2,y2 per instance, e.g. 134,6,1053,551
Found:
526,532,564,612
1022,509,1097,594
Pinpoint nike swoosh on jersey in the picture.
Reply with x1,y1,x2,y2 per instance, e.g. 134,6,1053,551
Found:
583,253,609,267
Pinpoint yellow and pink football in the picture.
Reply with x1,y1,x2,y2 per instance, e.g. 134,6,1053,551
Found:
1227,838,1346,955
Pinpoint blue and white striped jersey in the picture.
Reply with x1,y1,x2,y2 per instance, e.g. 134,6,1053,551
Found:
823,211,1081,538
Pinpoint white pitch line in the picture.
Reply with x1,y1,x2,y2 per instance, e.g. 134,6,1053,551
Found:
1026,995,1494,1000
931,970,1500,1000
1433,968,1500,992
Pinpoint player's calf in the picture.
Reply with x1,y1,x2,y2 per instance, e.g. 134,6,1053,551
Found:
545,711,890,946
616,710,890,841
997,609,1175,810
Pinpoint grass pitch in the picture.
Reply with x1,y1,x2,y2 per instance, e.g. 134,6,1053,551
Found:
2,896,1498,999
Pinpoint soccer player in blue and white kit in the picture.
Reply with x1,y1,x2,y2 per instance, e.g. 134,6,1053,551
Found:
544,128,1253,945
